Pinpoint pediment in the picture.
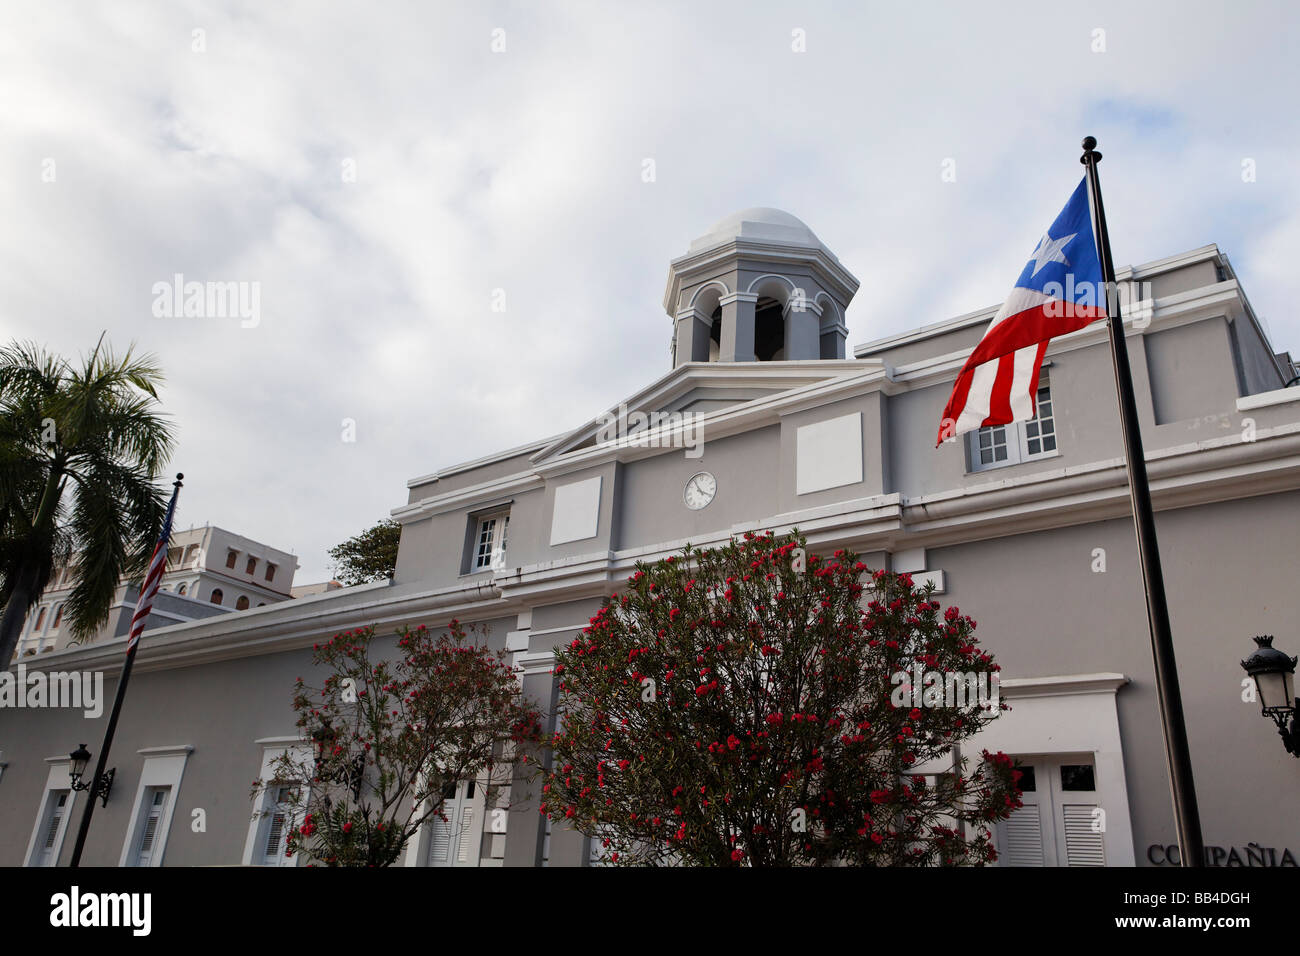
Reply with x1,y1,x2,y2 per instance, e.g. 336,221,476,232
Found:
531,361,875,465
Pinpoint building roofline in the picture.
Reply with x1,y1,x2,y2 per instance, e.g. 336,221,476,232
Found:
852,243,1224,358
405,434,564,489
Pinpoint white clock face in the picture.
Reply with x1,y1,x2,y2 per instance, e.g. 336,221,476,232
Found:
683,471,717,510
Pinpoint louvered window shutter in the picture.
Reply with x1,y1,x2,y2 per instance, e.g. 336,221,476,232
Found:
1001,805,1045,866
456,808,476,863
39,793,67,865
1062,804,1106,866
428,811,452,864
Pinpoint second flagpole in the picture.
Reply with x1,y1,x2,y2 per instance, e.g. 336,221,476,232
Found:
1080,135,1205,867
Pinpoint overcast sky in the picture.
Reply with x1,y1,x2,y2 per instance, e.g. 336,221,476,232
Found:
2,0,1297,583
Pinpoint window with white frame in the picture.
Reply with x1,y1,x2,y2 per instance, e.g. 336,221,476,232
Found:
261,784,298,866
244,739,310,867
131,787,170,866
120,745,190,867
472,511,510,571
968,377,1058,472
29,789,72,867
426,778,483,867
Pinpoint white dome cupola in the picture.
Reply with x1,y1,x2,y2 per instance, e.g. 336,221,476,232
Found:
664,207,859,367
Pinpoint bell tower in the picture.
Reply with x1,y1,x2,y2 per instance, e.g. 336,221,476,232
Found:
663,208,859,367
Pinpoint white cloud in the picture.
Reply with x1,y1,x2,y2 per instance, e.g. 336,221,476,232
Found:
1,0,1297,580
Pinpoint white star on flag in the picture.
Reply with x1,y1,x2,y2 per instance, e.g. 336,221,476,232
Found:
1029,229,1076,276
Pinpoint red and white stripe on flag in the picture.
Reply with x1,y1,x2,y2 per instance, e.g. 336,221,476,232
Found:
126,541,169,652
936,289,1104,446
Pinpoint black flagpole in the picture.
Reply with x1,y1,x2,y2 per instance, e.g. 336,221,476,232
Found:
69,473,183,867
1080,136,1204,867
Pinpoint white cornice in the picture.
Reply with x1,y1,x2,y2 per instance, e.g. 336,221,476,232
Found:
137,745,194,757
998,673,1129,698
11,424,1299,681
665,238,861,305
1238,385,1300,411
405,435,562,490
393,472,543,522
883,281,1245,392
397,285,1285,524
852,244,1223,358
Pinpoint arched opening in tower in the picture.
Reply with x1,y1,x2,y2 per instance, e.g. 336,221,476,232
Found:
754,296,785,361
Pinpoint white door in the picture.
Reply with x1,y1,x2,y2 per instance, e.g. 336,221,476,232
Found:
427,780,483,867
996,757,1104,867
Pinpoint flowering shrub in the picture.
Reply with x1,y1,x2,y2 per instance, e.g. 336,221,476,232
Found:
538,531,1022,866
253,621,542,867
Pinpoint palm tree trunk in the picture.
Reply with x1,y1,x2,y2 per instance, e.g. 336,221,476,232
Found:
0,562,39,666
0,466,65,667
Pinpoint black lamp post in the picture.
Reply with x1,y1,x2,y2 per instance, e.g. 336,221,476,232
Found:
68,743,115,807
1240,635,1299,757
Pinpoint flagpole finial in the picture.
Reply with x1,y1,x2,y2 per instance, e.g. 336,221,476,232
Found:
174,473,184,486
1081,136,1101,164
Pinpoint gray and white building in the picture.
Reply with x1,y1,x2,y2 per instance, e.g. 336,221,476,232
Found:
1,208,1297,869
9,525,300,662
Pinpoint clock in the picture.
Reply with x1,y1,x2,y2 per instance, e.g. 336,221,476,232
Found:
683,471,717,510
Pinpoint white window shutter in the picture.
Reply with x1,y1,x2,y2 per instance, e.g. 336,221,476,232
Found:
457,808,475,863
1062,804,1106,866
264,811,285,862
428,813,452,864
39,795,66,865
1001,805,1045,866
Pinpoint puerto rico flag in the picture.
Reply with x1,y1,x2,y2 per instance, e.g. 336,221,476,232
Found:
936,177,1107,446
125,484,180,653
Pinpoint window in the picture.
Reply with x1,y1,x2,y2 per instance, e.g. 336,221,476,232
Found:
262,785,297,866
26,761,79,868
265,563,276,583
426,779,482,867
244,740,310,866
968,378,1058,472
33,607,47,631
131,788,170,866
119,745,190,866
184,544,200,566
31,791,71,867
473,512,510,571
210,589,223,605
245,556,258,575
51,605,63,629
995,755,1103,867
177,583,187,596
236,596,250,610
225,550,238,569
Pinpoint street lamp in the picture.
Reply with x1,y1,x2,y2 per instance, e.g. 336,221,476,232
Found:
68,743,115,806
311,719,366,800
1240,636,1299,757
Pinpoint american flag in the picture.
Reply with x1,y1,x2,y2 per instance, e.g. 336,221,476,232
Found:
126,477,182,653
936,178,1108,446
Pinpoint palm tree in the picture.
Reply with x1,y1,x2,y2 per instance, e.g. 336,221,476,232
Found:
0,336,174,665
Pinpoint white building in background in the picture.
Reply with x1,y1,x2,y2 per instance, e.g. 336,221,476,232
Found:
12,525,299,660
3,208,1299,869
291,580,344,599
